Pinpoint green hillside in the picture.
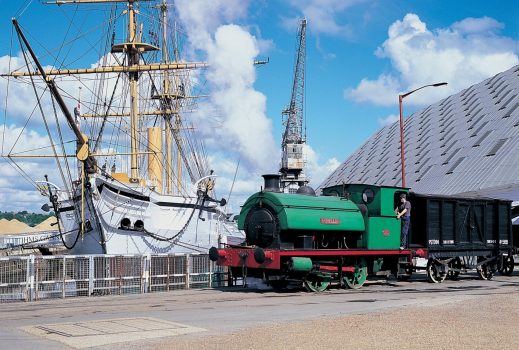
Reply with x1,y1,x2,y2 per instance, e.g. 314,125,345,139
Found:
0,211,55,227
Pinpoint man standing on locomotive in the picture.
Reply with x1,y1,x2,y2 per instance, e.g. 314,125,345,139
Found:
395,194,411,249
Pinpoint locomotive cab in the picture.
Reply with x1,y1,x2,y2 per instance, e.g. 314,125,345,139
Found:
322,184,409,249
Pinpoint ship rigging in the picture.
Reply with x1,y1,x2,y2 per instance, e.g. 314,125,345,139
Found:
1,0,244,254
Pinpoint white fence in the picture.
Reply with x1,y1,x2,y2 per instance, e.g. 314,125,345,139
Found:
0,254,224,302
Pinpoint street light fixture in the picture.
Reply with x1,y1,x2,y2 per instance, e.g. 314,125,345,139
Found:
399,82,447,187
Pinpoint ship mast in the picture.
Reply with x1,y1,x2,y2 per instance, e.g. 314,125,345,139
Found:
41,0,161,183
154,0,186,194
162,0,173,194
128,1,139,182
153,0,183,194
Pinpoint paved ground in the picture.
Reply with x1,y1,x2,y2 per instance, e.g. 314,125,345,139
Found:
1,271,518,349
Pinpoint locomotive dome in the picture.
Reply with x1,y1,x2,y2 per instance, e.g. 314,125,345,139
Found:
319,64,519,206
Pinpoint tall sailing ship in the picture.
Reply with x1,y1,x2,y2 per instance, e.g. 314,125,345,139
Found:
1,0,243,254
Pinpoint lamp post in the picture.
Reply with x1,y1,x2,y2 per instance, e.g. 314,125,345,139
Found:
399,82,447,187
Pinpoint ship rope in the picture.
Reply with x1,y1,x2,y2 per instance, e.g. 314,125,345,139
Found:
138,52,198,184
226,157,240,204
0,27,40,190
49,94,74,194
3,6,125,197
165,116,196,182
92,70,123,152
174,240,207,253
89,6,120,147
59,224,82,250
14,0,34,18
1,25,15,156
15,27,70,194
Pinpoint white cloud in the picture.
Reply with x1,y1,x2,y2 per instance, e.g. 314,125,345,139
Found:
346,74,400,105
377,114,399,127
284,0,365,36
206,154,264,214
452,17,503,34
0,125,68,212
0,187,46,212
303,144,340,187
1,124,50,155
346,13,519,107
0,52,127,137
175,0,249,50
176,0,278,173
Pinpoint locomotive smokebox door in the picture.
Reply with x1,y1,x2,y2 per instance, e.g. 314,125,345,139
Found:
245,206,278,248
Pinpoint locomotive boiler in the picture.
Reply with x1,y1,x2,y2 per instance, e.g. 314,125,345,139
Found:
240,175,366,251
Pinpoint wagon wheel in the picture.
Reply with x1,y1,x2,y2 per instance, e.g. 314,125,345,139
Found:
476,256,495,280
477,264,494,280
303,274,330,292
426,258,446,283
343,258,368,289
499,255,514,276
447,257,462,280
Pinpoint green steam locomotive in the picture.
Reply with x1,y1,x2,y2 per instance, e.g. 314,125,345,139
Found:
210,175,514,291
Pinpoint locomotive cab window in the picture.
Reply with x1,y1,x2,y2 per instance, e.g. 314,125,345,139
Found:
394,191,407,209
362,188,375,204
328,190,340,197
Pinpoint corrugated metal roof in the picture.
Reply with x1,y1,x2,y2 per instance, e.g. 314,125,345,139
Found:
319,64,519,200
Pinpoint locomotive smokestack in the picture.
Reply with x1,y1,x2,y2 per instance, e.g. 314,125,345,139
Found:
262,174,281,193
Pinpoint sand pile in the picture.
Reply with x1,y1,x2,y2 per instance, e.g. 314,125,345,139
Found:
0,218,35,235
33,217,59,232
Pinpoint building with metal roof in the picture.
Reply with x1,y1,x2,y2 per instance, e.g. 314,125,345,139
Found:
320,64,519,203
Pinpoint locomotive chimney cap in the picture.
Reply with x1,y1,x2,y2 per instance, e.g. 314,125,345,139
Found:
262,174,281,193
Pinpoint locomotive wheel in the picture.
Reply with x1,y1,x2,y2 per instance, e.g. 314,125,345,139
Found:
426,258,446,283
447,257,462,280
303,274,330,292
499,255,514,276
343,258,368,289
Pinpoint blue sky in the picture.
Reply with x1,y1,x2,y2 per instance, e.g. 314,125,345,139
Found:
0,0,518,212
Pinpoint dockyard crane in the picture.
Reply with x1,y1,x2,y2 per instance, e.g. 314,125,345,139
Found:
280,18,308,193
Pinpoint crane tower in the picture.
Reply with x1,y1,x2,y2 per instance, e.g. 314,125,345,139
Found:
280,18,308,193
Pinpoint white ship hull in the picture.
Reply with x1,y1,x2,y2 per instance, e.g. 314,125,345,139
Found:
59,176,243,255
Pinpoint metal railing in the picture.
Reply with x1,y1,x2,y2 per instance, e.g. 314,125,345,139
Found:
0,253,225,302
0,230,62,249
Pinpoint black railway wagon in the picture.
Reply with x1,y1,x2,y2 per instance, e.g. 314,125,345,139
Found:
408,192,514,282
